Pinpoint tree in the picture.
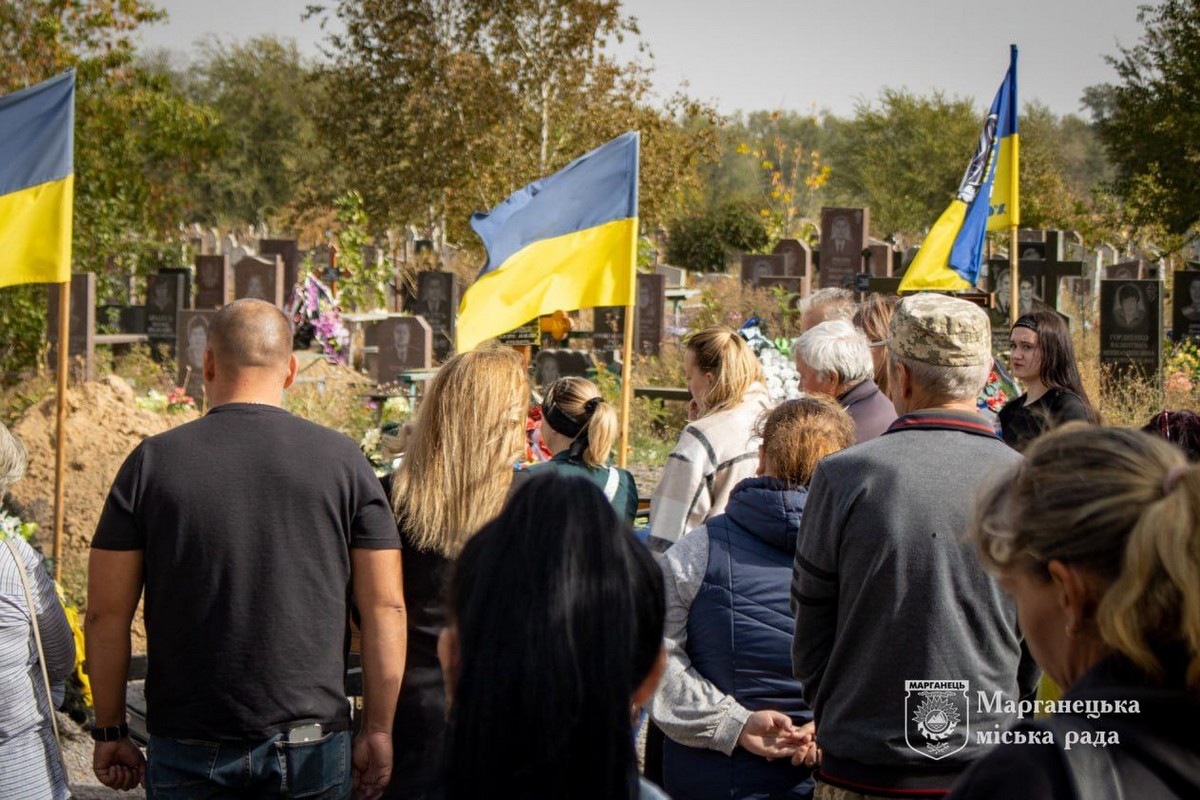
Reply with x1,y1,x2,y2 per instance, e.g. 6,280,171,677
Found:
1084,0,1200,237
666,203,768,272
310,0,718,259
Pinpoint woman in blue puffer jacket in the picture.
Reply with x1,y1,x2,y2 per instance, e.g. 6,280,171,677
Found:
648,396,856,800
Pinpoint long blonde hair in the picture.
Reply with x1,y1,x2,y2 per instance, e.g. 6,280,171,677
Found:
391,348,528,557
543,377,617,468
686,327,763,416
973,424,1200,691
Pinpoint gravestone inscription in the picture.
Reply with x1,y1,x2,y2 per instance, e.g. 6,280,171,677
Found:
1100,280,1161,380
146,272,185,359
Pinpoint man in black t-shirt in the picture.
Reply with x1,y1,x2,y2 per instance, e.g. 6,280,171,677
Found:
86,299,406,799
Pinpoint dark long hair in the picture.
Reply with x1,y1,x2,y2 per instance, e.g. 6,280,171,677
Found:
1013,310,1099,422
443,473,665,800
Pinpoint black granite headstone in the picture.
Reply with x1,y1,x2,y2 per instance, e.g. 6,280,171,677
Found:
177,310,216,398
593,307,626,352
146,272,185,359
820,207,869,289
1100,280,1161,380
636,273,665,357
195,255,230,309
46,273,96,381
415,271,457,362
367,316,433,382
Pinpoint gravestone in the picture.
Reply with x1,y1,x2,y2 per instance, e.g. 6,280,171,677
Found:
119,305,147,334
414,271,457,361
533,349,593,391
820,207,869,290
177,310,216,399
772,239,810,278
740,253,791,287
1100,280,1161,380
46,273,96,381
988,231,1083,313
866,243,895,277
497,319,540,347
366,316,433,383
593,307,626,352
158,267,193,311
195,255,230,309
146,272,185,359
233,254,285,307
1173,271,1200,341
655,264,687,288
258,239,302,304
636,273,665,356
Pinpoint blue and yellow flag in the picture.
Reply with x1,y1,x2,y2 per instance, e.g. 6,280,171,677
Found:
0,70,75,289
458,132,639,351
900,47,1018,292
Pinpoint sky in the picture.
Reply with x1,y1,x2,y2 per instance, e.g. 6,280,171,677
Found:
137,0,1146,118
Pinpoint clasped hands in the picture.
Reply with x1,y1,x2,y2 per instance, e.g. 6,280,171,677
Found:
736,709,821,768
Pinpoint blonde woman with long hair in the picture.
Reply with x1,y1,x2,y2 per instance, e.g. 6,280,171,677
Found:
946,425,1200,800
648,326,769,548
384,347,528,800
530,377,638,523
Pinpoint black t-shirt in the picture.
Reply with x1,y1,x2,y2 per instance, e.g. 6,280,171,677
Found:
92,403,400,741
998,388,1091,452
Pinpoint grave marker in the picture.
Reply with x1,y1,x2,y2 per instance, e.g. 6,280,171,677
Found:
820,207,869,290
1100,280,1161,380
366,316,433,382
158,267,193,310
177,310,216,399
233,254,285,307
636,273,665,356
740,253,791,287
46,273,96,381
415,271,457,361
593,307,626,352
146,272,185,359
497,319,541,347
1173,271,1200,341
533,349,593,391
258,239,302,303
195,255,230,309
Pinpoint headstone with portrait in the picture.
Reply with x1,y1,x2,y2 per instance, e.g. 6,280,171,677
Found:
46,272,96,381
592,307,626,353
740,253,792,288
1103,260,1154,281
146,272,185,359
772,239,810,278
414,270,457,362
532,349,593,393
177,310,216,399
233,254,285,307
195,255,230,309
365,316,433,383
497,319,541,347
157,267,193,311
819,207,869,290
1100,279,1161,380
636,273,665,357
258,239,302,304
1173,270,1200,342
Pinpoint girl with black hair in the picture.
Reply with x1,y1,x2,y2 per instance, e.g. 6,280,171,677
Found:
998,310,1098,452
530,377,638,522
437,473,669,800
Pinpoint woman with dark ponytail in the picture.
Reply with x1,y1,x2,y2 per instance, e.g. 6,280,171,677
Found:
437,473,669,800
530,377,638,523
948,425,1200,799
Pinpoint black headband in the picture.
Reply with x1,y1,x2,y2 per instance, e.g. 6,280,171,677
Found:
1012,318,1038,333
542,394,603,436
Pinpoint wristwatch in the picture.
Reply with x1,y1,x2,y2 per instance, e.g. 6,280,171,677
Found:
90,722,129,742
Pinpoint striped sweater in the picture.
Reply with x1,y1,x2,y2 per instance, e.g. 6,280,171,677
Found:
648,384,771,546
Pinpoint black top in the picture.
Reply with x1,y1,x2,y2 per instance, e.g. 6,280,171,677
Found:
946,649,1200,800
92,403,399,741
384,468,531,800
998,388,1091,452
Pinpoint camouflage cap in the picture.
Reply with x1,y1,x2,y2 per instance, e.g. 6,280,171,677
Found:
889,293,991,367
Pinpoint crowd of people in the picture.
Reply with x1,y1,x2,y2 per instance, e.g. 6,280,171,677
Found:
0,291,1198,799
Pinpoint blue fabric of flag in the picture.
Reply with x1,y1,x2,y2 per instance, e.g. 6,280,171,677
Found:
0,70,74,195
469,132,639,277
946,49,1017,284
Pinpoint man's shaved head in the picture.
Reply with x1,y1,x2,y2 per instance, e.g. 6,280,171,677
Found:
209,299,293,369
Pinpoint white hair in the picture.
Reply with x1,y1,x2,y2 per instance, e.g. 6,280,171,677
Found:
799,288,856,322
893,355,991,404
793,319,874,386
0,423,27,497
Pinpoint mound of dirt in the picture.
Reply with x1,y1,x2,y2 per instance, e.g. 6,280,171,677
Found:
8,375,197,620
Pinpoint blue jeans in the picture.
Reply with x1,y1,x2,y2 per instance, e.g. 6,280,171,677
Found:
145,730,352,799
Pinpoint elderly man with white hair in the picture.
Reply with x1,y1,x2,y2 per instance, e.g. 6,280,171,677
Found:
793,319,895,443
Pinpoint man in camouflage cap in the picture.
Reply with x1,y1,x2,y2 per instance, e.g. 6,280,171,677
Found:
791,294,1037,798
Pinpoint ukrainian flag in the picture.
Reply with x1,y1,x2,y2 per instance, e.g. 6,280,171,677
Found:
0,71,75,289
900,47,1018,292
457,132,639,352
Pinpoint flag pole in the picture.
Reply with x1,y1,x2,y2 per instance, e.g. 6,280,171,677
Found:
52,279,70,581
617,258,636,469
